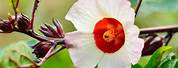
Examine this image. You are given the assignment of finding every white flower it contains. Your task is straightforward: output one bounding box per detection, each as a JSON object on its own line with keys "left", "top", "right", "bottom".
{"left": 65, "top": 0, "right": 144, "bottom": 68}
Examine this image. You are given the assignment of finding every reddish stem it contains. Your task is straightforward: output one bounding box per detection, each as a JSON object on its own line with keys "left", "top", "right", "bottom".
{"left": 135, "top": 0, "right": 143, "bottom": 16}
{"left": 140, "top": 25, "right": 178, "bottom": 34}
{"left": 31, "top": 0, "right": 40, "bottom": 31}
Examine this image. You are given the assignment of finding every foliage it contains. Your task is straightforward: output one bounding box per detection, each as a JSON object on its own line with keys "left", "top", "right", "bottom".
{"left": 133, "top": 45, "right": 178, "bottom": 68}
{"left": 0, "top": 41, "right": 34, "bottom": 68}
{"left": 145, "top": 46, "right": 172, "bottom": 68}
{"left": 41, "top": 49, "right": 73, "bottom": 68}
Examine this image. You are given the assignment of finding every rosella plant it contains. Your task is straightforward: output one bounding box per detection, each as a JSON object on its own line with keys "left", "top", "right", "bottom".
{"left": 0, "top": 0, "right": 178, "bottom": 68}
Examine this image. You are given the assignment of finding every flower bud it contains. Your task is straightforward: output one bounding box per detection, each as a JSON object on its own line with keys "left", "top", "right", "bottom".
{"left": 142, "top": 34, "right": 163, "bottom": 56}
{"left": 40, "top": 19, "right": 65, "bottom": 38}
{"left": 32, "top": 41, "right": 52, "bottom": 58}
{"left": 52, "top": 19, "right": 65, "bottom": 38}
{"left": 16, "top": 13, "right": 32, "bottom": 32}
{"left": 0, "top": 20, "right": 13, "bottom": 33}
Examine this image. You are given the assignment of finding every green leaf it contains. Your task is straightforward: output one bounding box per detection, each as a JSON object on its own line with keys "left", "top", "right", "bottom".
{"left": 132, "top": 64, "right": 142, "bottom": 68}
{"left": 26, "top": 40, "right": 38, "bottom": 47}
{"left": 138, "top": 56, "right": 151, "bottom": 67}
{"left": 41, "top": 49, "right": 74, "bottom": 68}
{"left": 0, "top": 41, "right": 34, "bottom": 68}
{"left": 158, "top": 53, "right": 177, "bottom": 68}
{"left": 159, "top": 59, "right": 177, "bottom": 68}
{"left": 145, "top": 46, "right": 172, "bottom": 68}
{"left": 20, "top": 55, "right": 34, "bottom": 66}
{"left": 175, "top": 60, "right": 178, "bottom": 68}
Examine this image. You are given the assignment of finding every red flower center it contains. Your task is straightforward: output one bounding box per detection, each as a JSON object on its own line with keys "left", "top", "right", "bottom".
{"left": 93, "top": 18, "right": 125, "bottom": 53}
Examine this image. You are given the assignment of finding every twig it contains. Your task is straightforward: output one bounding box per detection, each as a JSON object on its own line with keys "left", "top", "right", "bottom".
{"left": 11, "top": 0, "right": 17, "bottom": 14}
{"left": 24, "top": 31, "right": 65, "bottom": 43}
{"left": 24, "top": 31, "right": 50, "bottom": 41}
{"left": 31, "top": 0, "right": 40, "bottom": 30}
{"left": 13, "top": 28, "right": 47, "bottom": 41}
{"left": 135, "top": 0, "right": 143, "bottom": 16}
{"left": 15, "top": 0, "right": 20, "bottom": 8}
{"left": 140, "top": 25, "right": 178, "bottom": 34}
{"left": 164, "top": 32, "right": 175, "bottom": 46}
{"left": 15, "top": 0, "right": 19, "bottom": 21}
{"left": 11, "top": 0, "right": 20, "bottom": 22}
{"left": 13, "top": 28, "right": 64, "bottom": 42}
{"left": 48, "top": 46, "right": 65, "bottom": 58}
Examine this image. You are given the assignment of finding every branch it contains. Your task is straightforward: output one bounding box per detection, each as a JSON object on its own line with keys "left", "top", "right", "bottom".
{"left": 11, "top": 0, "right": 20, "bottom": 21}
{"left": 24, "top": 30, "right": 49, "bottom": 41}
{"left": 11, "top": 0, "right": 17, "bottom": 14}
{"left": 31, "top": 0, "right": 40, "bottom": 30}
{"left": 135, "top": 0, "right": 143, "bottom": 17}
{"left": 164, "top": 32, "right": 175, "bottom": 45}
{"left": 15, "top": 0, "right": 19, "bottom": 20}
{"left": 15, "top": 0, "right": 19, "bottom": 8}
{"left": 13, "top": 28, "right": 65, "bottom": 43}
{"left": 140, "top": 25, "right": 178, "bottom": 34}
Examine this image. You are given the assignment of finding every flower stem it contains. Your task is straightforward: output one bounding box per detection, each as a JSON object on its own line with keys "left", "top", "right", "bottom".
{"left": 164, "top": 32, "right": 175, "bottom": 45}
{"left": 48, "top": 46, "right": 65, "bottom": 58}
{"left": 140, "top": 25, "right": 178, "bottom": 34}
{"left": 24, "top": 30, "right": 48, "bottom": 41}
{"left": 31, "top": 0, "right": 40, "bottom": 31}
{"left": 135, "top": 0, "right": 143, "bottom": 17}
{"left": 13, "top": 29, "right": 65, "bottom": 43}
{"left": 15, "top": 0, "right": 19, "bottom": 8}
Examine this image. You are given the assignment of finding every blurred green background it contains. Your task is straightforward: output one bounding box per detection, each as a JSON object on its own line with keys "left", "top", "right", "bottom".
{"left": 0, "top": 0, "right": 178, "bottom": 68}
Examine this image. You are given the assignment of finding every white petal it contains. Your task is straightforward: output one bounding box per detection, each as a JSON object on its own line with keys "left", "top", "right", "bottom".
{"left": 66, "top": 0, "right": 135, "bottom": 32}
{"left": 65, "top": 31, "right": 104, "bottom": 68}
{"left": 97, "top": 0, "right": 135, "bottom": 27}
{"left": 65, "top": 0, "right": 103, "bottom": 32}
{"left": 98, "top": 52, "right": 131, "bottom": 68}
{"left": 126, "top": 25, "right": 140, "bottom": 38}
{"left": 125, "top": 25, "right": 144, "bottom": 64}
{"left": 126, "top": 38, "right": 144, "bottom": 64}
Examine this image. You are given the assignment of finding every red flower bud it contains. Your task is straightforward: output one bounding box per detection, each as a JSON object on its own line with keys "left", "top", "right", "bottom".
{"left": 0, "top": 20, "right": 14, "bottom": 33}
{"left": 16, "top": 13, "right": 32, "bottom": 32}
{"left": 52, "top": 19, "right": 65, "bottom": 38}
{"left": 142, "top": 34, "right": 163, "bottom": 56}
{"left": 40, "top": 19, "right": 65, "bottom": 38}
{"left": 32, "top": 41, "right": 52, "bottom": 58}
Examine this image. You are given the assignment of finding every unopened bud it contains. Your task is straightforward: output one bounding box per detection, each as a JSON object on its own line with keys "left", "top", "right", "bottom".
{"left": 0, "top": 20, "right": 13, "bottom": 33}
{"left": 32, "top": 41, "right": 52, "bottom": 58}
{"left": 53, "top": 19, "right": 65, "bottom": 38}
{"left": 16, "top": 13, "right": 31, "bottom": 32}
{"left": 142, "top": 34, "right": 163, "bottom": 56}
{"left": 40, "top": 19, "right": 65, "bottom": 38}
